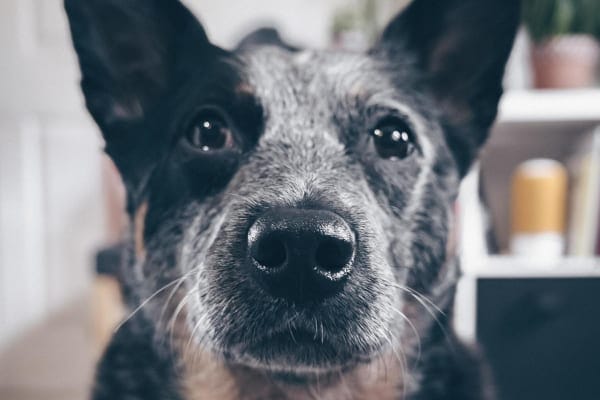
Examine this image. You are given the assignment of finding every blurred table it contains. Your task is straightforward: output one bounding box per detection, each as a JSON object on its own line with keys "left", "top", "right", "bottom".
{"left": 0, "top": 297, "right": 95, "bottom": 400}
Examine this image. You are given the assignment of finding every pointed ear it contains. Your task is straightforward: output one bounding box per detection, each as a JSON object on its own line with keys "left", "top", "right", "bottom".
{"left": 65, "top": 0, "right": 225, "bottom": 195}
{"left": 64, "top": 0, "right": 214, "bottom": 132}
{"left": 375, "top": 0, "right": 519, "bottom": 175}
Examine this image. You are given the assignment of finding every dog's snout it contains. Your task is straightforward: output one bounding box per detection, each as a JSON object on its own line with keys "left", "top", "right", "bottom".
{"left": 247, "top": 208, "right": 355, "bottom": 302}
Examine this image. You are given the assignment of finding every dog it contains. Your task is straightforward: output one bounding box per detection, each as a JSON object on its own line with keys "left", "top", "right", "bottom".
{"left": 65, "top": 0, "right": 519, "bottom": 398}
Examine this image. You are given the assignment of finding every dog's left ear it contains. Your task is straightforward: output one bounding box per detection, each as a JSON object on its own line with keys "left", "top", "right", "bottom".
{"left": 375, "top": 0, "right": 519, "bottom": 175}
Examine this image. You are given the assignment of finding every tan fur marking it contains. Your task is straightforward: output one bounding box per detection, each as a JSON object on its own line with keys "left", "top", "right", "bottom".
{"left": 236, "top": 83, "right": 255, "bottom": 96}
{"left": 182, "top": 353, "right": 403, "bottom": 400}
{"left": 182, "top": 351, "right": 239, "bottom": 400}
{"left": 134, "top": 201, "right": 148, "bottom": 260}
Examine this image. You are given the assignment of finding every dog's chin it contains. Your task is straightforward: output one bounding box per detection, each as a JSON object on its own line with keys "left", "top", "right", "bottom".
{"left": 222, "top": 328, "right": 382, "bottom": 382}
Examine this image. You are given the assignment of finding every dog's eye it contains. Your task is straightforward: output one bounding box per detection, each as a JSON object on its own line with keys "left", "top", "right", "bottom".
{"left": 370, "top": 118, "right": 415, "bottom": 159}
{"left": 185, "top": 110, "right": 234, "bottom": 152}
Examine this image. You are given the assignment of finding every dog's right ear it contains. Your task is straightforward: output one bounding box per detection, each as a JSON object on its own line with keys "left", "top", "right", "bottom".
{"left": 65, "top": 0, "right": 221, "bottom": 188}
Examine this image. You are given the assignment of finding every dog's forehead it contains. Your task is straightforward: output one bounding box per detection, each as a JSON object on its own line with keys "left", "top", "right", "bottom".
{"left": 237, "top": 46, "right": 431, "bottom": 152}
{"left": 240, "top": 47, "right": 388, "bottom": 119}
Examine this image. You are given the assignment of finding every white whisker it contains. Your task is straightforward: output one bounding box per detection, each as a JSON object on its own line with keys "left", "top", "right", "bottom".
{"left": 167, "top": 287, "right": 198, "bottom": 349}
{"left": 114, "top": 277, "right": 187, "bottom": 333}
{"left": 383, "top": 278, "right": 451, "bottom": 343}
{"left": 390, "top": 307, "right": 422, "bottom": 366}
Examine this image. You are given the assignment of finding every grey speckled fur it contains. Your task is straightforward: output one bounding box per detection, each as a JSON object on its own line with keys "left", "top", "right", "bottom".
{"left": 64, "top": 0, "right": 519, "bottom": 398}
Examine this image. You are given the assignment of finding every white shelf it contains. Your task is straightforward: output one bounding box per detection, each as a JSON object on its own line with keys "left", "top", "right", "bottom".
{"left": 498, "top": 89, "right": 600, "bottom": 123}
{"left": 454, "top": 256, "right": 600, "bottom": 342}
{"left": 464, "top": 256, "right": 600, "bottom": 278}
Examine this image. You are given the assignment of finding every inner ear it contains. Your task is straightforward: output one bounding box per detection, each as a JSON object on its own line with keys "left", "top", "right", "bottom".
{"left": 374, "top": 0, "right": 519, "bottom": 175}
{"left": 65, "top": 0, "right": 218, "bottom": 132}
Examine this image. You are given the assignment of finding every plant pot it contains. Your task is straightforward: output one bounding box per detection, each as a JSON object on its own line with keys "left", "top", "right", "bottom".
{"left": 532, "top": 34, "right": 600, "bottom": 89}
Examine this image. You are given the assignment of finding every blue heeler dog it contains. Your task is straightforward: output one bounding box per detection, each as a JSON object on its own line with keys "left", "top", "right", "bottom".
{"left": 65, "top": 0, "right": 519, "bottom": 398}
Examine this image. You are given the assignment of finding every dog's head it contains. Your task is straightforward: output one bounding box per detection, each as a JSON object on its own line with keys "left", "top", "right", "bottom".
{"left": 66, "top": 0, "right": 518, "bottom": 380}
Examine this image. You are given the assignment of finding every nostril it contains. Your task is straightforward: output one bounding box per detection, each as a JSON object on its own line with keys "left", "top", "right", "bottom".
{"left": 315, "top": 237, "right": 353, "bottom": 274}
{"left": 253, "top": 235, "right": 287, "bottom": 269}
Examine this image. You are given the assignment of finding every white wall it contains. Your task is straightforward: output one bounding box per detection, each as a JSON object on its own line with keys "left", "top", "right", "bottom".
{"left": 182, "top": 0, "right": 348, "bottom": 48}
{"left": 0, "top": 0, "right": 104, "bottom": 349}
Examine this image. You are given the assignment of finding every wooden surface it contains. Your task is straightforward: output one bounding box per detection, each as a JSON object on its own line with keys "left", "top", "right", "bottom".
{"left": 0, "top": 297, "right": 95, "bottom": 400}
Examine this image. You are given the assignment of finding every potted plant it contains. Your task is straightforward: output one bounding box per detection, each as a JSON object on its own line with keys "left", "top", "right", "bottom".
{"left": 331, "top": 0, "right": 409, "bottom": 51}
{"left": 522, "top": 0, "right": 600, "bottom": 88}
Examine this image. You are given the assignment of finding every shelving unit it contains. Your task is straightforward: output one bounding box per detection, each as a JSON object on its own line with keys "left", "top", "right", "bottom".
{"left": 466, "top": 256, "right": 600, "bottom": 278}
{"left": 456, "top": 89, "right": 600, "bottom": 344}
{"left": 455, "top": 256, "right": 600, "bottom": 344}
{"left": 498, "top": 89, "right": 600, "bottom": 123}
{"left": 480, "top": 89, "right": 600, "bottom": 252}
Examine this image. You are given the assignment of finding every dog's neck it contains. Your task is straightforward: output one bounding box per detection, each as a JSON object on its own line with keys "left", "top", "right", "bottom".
{"left": 181, "top": 352, "right": 406, "bottom": 400}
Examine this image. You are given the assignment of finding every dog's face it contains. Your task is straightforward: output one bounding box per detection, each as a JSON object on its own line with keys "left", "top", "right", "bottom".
{"left": 66, "top": 0, "right": 518, "bottom": 379}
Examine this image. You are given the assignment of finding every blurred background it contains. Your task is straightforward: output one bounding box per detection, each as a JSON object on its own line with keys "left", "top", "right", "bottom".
{"left": 0, "top": 0, "right": 598, "bottom": 399}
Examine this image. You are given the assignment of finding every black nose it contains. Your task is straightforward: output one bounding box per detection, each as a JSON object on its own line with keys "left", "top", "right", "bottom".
{"left": 247, "top": 208, "right": 355, "bottom": 302}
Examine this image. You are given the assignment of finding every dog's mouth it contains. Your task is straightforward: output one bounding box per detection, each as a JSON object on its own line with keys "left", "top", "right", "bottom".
{"left": 222, "top": 322, "right": 384, "bottom": 377}
{"left": 246, "top": 327, "right": 339, "bottom": 362}
{"left": 257, "top": 327, "right": 331, "bottom": 349}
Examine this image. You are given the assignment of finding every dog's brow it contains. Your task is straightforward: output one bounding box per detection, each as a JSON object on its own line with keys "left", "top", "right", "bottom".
{"left": 347, "top": 81, "right": 366, "bottom": 100}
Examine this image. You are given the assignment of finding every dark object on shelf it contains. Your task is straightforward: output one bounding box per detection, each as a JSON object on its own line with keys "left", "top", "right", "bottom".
{"left": 477, "top": 277, "right": 600, "bottom": 400}
{"left": 95, "top": 242, "right": 126, "bottom": 277}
